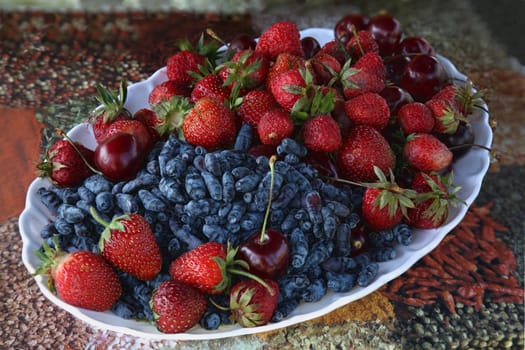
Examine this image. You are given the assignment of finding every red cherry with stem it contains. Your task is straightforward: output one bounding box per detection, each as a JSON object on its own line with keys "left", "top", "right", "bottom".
{"left": 400, "top": 54, "right": 449, "bottom": 102}
{"left": 379, "top": 85, "right": 414, "bottom": 115}
{"left": 301, "top": 36, "right": 321, "bottom": 59}
{"left": 237, "top": 155, "right": 290, "bottom": 279}
{"left": 394, "top": 36, "right": 435, "bottom": 56}
{"left": 94, "top": 132, "right": 145, "bottom": 182}
{"left": 367, "top": 13, "right": 402, "bottom": 56}
{"left": 335, "top": 14, "right": 369, "bottom": 44}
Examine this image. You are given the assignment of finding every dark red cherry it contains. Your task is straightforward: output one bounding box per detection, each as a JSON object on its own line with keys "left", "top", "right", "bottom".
{"left": 384, "top": 55, "right": 410, "bottom": 84}
{"left": 367, "top": 13, "right": 403, "bottom": 56}
{"left": 301, "top": 36, "right": 321, "bottom": 59}
{"left": 437, "top": 122, "right": 475, "bottom": 159}
{"left": 334, "top": 14, "right": 369, "bottom": 44}
{"left": 400, "top": 54, "right": 449, "bottom": 102}
{"left": 229, "top": 34, "right": 256, "bottom": 52}
{"left": 394, "top": 36, "right": 435, "bottom": 56}
{"left": 237, "top": 229, "right": 290, "bottom": 279}
{"left": 349, "top": 224, "right": 370, "bottom": 257}
{"left": 94, "top": 132, "right": 145, "bottom": 182}
{"left": 379, "top": 85, "right": 414, "bottom": 115}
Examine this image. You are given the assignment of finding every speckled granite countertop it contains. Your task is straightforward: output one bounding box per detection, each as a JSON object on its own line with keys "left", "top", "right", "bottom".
{"left": 1, "top": 1, "right": 523, "bottom": 349}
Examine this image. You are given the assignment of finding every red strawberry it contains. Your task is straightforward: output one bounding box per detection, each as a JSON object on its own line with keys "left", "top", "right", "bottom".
{"left": 403, "top": 133, "right": 453, "bottom": 172}
{"left": 337, "top": 125, "right": 396, "bottom": 182}
{"left": 340, "top": 58, "right": 385, "bottom": 100}
{"left": 425, "top": 98, "right": 462, "bottom": 134}
{"left": 397, "top": 102, "right": 435, "bottom": 134}
{"left": 309, "top": 52, "right": 341, "bottom": 85}
{"left": 166, "top": 50, "right": 206, "bottom": 85}
{"left": 345, "top": 30, "right": 379, "bottom": 59}
{"left": 229, "top": 278, "right": 279, "bottom": 327}
{"left": 353, "top": 52, "right": 386, "bottom": 82}
{"left": 269, "top": 69, "right": 306, "bottom": 111}
{"left": 148, "top": 80, "right": 191, "bottom": 106}
{"left": 151, "top": 95, "right": 193, "bottom": 138}
{"left": 301, "top": 114, "right": 342, "bottom": 152}
{"left": 103, "top": 119, "right": 154, "bottom": 154}
{"left": 92, "top": 209, "right": 162, "bottom": 281}
{"left": 255, "top": 21, "right": 304, "bottom": 60}
{"left": 36, "top": 239, "right": 121, "bottom": 311}
{"left": 405, "top": 172, "right": 463, "bottom": 229}
{"left": 344, "top": 92, "right": 390, "bottom": 130}
{"left": 432, "top": 81, "right": 483, "bottom": 116}
{"left": 151, "top": 279, "right": 207, "bottom": 333}
{"left": 266, "top": 52, "right": 306, "bottom": 90}
{"left": 361, "top": 167, "right": 416, "bottom": 231}
{"left": 91, "top": 82, "right": 131, "bottom": 143}
{"left": 191, "top": 74, "right": 231, "bottom": 103}
{"left": 133, "top": 108, "right": 162, "bottom": 143}
{"left": 318, "top": 40, "right": 348, "bottom": 65}
{"left": 182, "top": 96, "right": 238, "bottom": 150}
{"left": 236, "top": 89, "right": 280, "bottom": 127}
{"left": 169, "top": 242, "right": 231, "bottom": 295}
{"left": 219, "top": 49, "right": 270, "bottom": 94}
{"left": 257, "top": 109, "right": 295, "bottom": 145}
{"left": 37, "top": 138, "right": 94, "bottom": 187}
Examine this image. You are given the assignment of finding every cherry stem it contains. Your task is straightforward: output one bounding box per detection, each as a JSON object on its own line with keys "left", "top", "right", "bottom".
{"left": 228, "top": 267, "right": 275, "bottom": 296}
{"left": 56, "top": 128, "right": 102, "bottom": 176}
{"left": 259, "top": 155, "right": 277, "bottom": 244}
{"left": 448, "top": 143, "right": 492, "bottom": 152}
{"left": 89, "top": 206, "right": 110, "bottom": 227}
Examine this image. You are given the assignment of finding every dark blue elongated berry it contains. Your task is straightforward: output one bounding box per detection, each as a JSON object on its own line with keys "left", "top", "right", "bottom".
{"left": 345, "top": 212, "right": 361, "bottom": 229}
{"left": 234, "top": 123, "right": 253, "bottom": 152}
{"left": 52, "top": 187, "right": 79, "bottom": 204}
{"left": 202, "top": 224, "right": 229, "bottom": 243}
{"left": 221, "top": 171, "right": 235, "bottom": 203}
{"left": 321, "top": 257, "right": 357, "bottom": 273}
{"left": 300, "top": 220, "right": 312, "bottom": 232}
{"left": 235, "top": 173, "right": 261, "bottom": 192}
{"left": 54, "top": 218, "right": 73, "bottom": 236}
{"left": 284, "top": 153, "right": 300, "bottom": 164}
{"left": 74, "top": 221, "right": 93, "bottom": 237}
{"left": 393, "top": 223, "right": 413, "bottom": 246}
{"left": 184, "top": 199, "right": 211, "bottom": 217}
{"left": 271, "top": 299, "right": 300, "bottom": 322}
{"left": 277, "top": 138, "right": 307, "bottom": 157}
{"left": 272, "top": 182, "right": 299, "bottom": 210}
{"left": 204, "top": 152, "right": 224, "bottom": 177}
{"left": 302, "top": 240, "right": 333, "bottom": 270}
{"left": 138, "top": 189, "right": 166, "bottom": 212}
{"left": 369, "top": 229, "right": 395, "bottom": 247}
{"left": 37, "top": 187, "right": 61, "bottom": 214}
{"left": 159, "top": 177, "right": 187, "bottom": 204}
{"left": 227, "top": 201, "right": 246, "bottom": 224}
{"left": 304, "top": 191, "right": 323, "bottom": 224}
{"left": 231, "top": 166, "right": 252, "bottom": 179}
{"left": 115, "top": 193, "right": 140, "bottom": 213}
{"left": 121, "top": 173, "right": 159, "bottom": 193}
{"left": 146, "top": 159, "right": 160, "bottom": 176}
{"left": 40, "top": 223, "right": 57, "bottom": 239}
{"left": 193, "top": 155, "right": 207, "bottom": 172}
{"left": 279, "top": 274, "right": 310, "bottom": 299}
{"left": 325, "top": 200, "right": 351, "bottom": 218}
{"left": 239, "top": 212, "right": 263, "bottom": 231}
{"left": 77, "top": 186, "right": 96, "bottom": 203}
{"left": 200, "top": 310, "right": 222, "bottom": 330}
{"left": 281, "top": 211, "right": 298, "bottom": 233}
{"left": 75, "top": 199, "right": 92, "bottom": 215}
{"left": 321, "top": 206, "right": 337, "bottom": 238}
{"left": 335, "top": 223, "right": 351, "bottom": 256}
{"left": 184, "top": 172, "right": 207, "bottom": 200}
{"left": 357, "top": 263, "right": 379, "bottom": 287}
{"left": 95, "top": 191, "right": 114, "bottom": 214}
{"left": 371, "top": 246, "right": 396, "bottom": 262}
{"left": 180, "top": 143, "right": 196, "bottom": 162}
{"left": 290, "top": 228, "right": 308, "bottom": 269}
{"left": 169, "top": 223, "right": 203, "bottom": 250}
{"left": 301, "top": 279, "right": 326, "bottom": 302}
{"left": 164, "top": 157, "right": 187, "bottom": 179}
{"left": 218, "top": 202, "right": 232, "bottom": 218}
{"left": 201, "top": 171, "right": 222, "bottom": 201}
{"left": 58, "top": 204, "right": 85, "bottom": 224}
{"left": 83, "top": 174, "right": 113, "bottom": 194}
{"left": 326, "top": 271, "right": 356, "bottom": 292}
{"left": 354, "top": 253, "right": 371, "bottom": 268}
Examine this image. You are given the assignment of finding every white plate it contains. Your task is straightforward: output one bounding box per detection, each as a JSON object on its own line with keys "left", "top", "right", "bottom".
{"left": 19, "top": 28, "right": 492, "bottom": 340}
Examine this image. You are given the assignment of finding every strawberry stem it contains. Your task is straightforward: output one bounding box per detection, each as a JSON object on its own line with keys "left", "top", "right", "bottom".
{"left": 259, "top": 155, "right": 277, "bottom": 244}
{"left": 228, "top": 267, "right": 275, "bottom": 296}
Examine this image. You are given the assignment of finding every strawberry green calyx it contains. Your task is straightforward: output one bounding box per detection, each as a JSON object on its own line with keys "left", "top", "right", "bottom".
{"left": 178, "top": 33, "right": 221, "bottom": 67}
{"left": 93, "top": 81, "right": 130, "bottom": 122}
{"left": 152, "top": 95, "right": 192, "bottom": 138}
{"left": 454, "top": 80, "right": 486, "bottom": 115}
{"left": 89, "top": 207, "right": 129, "bottom": 253}
{"left": 290, "top": 68, "right": 336, "bottom": 122}
{"left": 416, "top": 172, "right": 464, "bottom": 225}
{"left": 34, "top": 236, "right": 64, "bottom": 292}
{"left": 365, "top": 166, "right": 417, "bottom": 218}
{"left": 230, "top": 286, "right": 267, "bottom": 327}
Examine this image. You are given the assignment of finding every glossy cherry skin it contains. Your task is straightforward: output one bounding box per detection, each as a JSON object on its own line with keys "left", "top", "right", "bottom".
{"left": 349, "top": 224, "right": 370, "bottom": 257}
{"left": 400, "top": 54, "right": 449, "bottom": 102}
{"left": 334, "top": 14, "right": 369, "bottom": 44}
{"left": 394, "top": 36, "right": 435, "bottom": 56}
{"left": 301, "top": 36, "right": 321, "bottom": 59}
{"left": 367, "top": 13, "right": 403, "bottom": 56}
{"left": 384, "top": 55, "right": 410, "bottom": 84}
{"left": 379, "top": 85, "right": 414, "bottom": 115}
{"left": 229, "top": 34, "right": 256, "bottom": 52}
{"left": 437, "top": 121, "right": 475, "bottom": 159}
{"left": 237, "top": 229, "right": 290, "bottom": 279}
{"left": 94, "top": 132, "right": 145, "bottom": 182}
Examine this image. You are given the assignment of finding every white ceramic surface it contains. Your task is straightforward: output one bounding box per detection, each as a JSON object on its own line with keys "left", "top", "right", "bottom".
{"left": 19, "top": 28, "right": 492, "bottom": 340}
